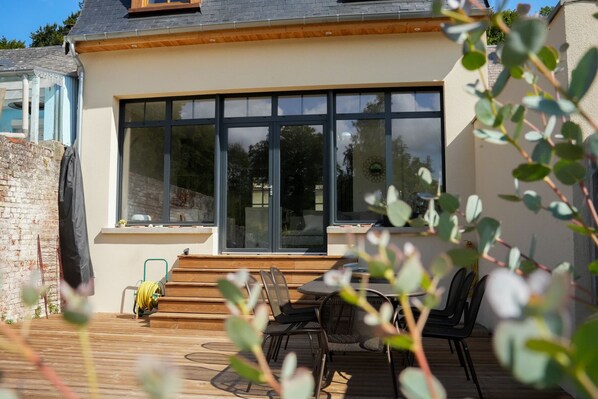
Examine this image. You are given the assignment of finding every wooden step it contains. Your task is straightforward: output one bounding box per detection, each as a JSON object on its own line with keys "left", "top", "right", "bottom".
{"left": 148, "top": 312, "right": 226, "bottom": 330}
{"left": 177, "top": 255, "right": 354, "bottom": 270}
{"left": 171, "top": 268, "right": 325, "bottom": 283}
{"left": 165, "top": 281, "right": 311, "bottom": 299}
{"left": 157, "top": 296, "right": 320, "bottom": 314}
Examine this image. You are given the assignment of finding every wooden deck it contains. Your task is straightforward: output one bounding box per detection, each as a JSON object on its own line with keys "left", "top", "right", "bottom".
{"left": 0, "top": 314, "right": 572, "bottom": 398}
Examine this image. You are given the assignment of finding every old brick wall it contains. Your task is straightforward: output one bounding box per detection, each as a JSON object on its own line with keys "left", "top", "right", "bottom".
{"left": 0, "top": 137, "right": 64, "bottom": 322}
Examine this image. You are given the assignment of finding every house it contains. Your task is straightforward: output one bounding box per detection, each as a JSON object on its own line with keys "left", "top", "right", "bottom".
{"left": 67, "top": 0, "right": 491, "bottom": 317}
{"left": 0, "top": 46, "right": 78, "bottom": 145}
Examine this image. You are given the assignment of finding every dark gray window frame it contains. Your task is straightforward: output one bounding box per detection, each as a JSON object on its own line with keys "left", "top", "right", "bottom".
{"left": 117, "top": 88, "right": 445, "bottom": 231}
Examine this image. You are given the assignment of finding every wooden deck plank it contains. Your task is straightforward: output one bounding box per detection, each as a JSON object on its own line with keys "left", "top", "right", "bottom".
{"left": 0, "top": 314, "right": 572, "bottom": 398}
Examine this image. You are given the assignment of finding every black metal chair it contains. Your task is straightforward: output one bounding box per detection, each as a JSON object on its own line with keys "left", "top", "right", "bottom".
{"left": 422, "top": 275, "right": 488, "bottom": 399}
{"left": 259, "top": 270, "right": 319, "bottom": 362}
{"left": 314, "top": 289, "right": 398, "bottom": 399}
{"left": 270, "top": 266, "right": 318, "bottom": 318}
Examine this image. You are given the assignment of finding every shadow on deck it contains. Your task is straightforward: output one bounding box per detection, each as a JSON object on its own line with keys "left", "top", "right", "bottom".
{"left": 0, "top": 314, "right": 572, "bottom": 399}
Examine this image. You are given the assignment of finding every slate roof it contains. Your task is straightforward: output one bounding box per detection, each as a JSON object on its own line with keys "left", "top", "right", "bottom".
{"left": 69, "top": 0, "right": 488, "bottom": 39}
{"left": 0, "top": 46, "right": 77, "bottom": 75}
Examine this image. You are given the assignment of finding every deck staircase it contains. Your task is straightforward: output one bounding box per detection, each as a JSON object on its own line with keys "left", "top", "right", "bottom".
{"left": 149, "top": 255, "right": 355, "bottom": 330}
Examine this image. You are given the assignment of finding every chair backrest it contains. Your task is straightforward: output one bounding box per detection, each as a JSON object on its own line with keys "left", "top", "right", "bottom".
{"left": 446, "top": 271, "right": 475, "bottom": 325}
{"left": 317, "top": 289, "right": 391, "bottom": 353}
{"left": 245, "top": 274, "right": 266, "bottom": 305}
{"left": 441, "top": 267, "right": 467, "bottom": 313}
{"left": 270, "top": 267, "right": 291, "bottom": 308}
{"left": 259, "top": 269, "right": 283, "bottom": 318}
{"left": 462, "top": 275, "right": 488, "bottom": 336}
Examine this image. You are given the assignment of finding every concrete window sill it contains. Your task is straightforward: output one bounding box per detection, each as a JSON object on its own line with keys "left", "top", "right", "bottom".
{"left": 101, "top": 226, "right": 217, "bottom": 235}
{"left": 327, "top": 225, "right": 427, "bottom": 235}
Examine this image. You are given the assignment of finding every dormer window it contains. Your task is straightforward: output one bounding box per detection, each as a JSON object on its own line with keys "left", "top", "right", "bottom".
{"left": 129, "top": 0, "right": 201, "bottom": 14}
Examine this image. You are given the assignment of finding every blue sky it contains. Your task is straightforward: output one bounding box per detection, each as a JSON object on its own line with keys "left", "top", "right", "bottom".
{"left": 491, "top": 0, "right": 558, "bottom": 12}
{"left": 0, "top": 0, "right": 557, "bottom": 47}
{"left": 0, "top": 0, "right": 80, "bottom": 46}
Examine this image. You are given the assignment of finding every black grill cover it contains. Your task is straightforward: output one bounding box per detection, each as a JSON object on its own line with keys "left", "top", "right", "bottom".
{"left": 59, "top": 146, "right": 94, "bottom": 295}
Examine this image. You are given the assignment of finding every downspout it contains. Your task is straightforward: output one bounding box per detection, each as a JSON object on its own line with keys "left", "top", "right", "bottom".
{"left": 67, "top": 40, "right": 84, "bottom": 156}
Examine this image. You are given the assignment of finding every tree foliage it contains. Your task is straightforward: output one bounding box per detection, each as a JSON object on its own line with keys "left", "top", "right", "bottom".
{"left": 486, "top": 7, "right": 554, "bottom": 45}
{"left": 30, "top": 11, "right": 80, "bottom": 47}
{"left": 0, "top": 36, "right": 25, "bottom": 49}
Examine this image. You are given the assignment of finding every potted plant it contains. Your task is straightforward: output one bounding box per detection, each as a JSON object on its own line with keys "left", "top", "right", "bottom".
{"left": 117, "top": 219, "right": 127, "bottom": 228}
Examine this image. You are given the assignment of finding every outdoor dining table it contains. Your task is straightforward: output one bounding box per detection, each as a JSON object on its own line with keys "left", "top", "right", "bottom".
{"left": 297, "top": 275, "right": 425, "bottom": 299}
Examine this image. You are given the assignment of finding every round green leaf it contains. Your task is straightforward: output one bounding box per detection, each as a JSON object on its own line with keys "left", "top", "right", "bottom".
{"left": 462, "top": 50, "right": 487, "bottom": 70}
{"left": 523, "top": 96, "right": 576, "bottom": 116}
{"left": 492, "top": 68, "right": 511, "bottom": 97}
{"left": 369, "top": 259, "right": 391, "bottom": 278}
{"left": 385, "top": 334, "right": 414, "bottom": 351}
{"left": 447, "top": 248, "right": 479, "bottom": 267}
{"left": 218, "top": 279, "right": 245, "bottom": 305}
{"left": 474, "top": 128, "right": 509, "bottom": 144}
{"left": 282, "top": 368, "right": 315, "bottom": 399}
{"left": 531, "top": 140, "right": 553, "bottom": 165}
{"left": 537, "top": 46, "right": 559, "bottom": 71}
{"left": 524, "top": 131, "right": 544, "bottom": 142}
{"left": 387, "top": 199, "right": 412, "bottom": 227}
{"left": 399, "top": 367, "right": 447, "bottom": 399}
{"left": 523, "top": 190, "right": 542, "bottom": 214}
{"left": 566, "top": 223, "right": 596, "bottom": 236}
{"left": 418, "top": 167, "right": 433, "bottom": 185}
{"left": 430, "top": 254, "right": 453, "bottom": 278}
{"left": 548, "top": 201, "right": 576, "bottom": 220}
{"left": 501, "top": 19, "right": 548, "bottom": 68}
{"left": 0, "top": 389, "right": 18, "bottom": 399}
{"left": 439, "top": 193, "right": 460, "bottom": 213}
{"left": 508, "top": 246, "right": 521, "bottom": 271}
{"left": 494, "top": 318, "right": 563, "bottom": 387}
{"left": 281, "top": 352, "right": 298, "bottom": 380}
{"left": 561, "top": 121, "right": 583, "bottom": 144}
{"left": 225, "top": 316, "right": 261, "bottom": 351}
{"left": 512, "top": 163, "right": 551, "bottom": 182}
{"left": 555, "top": 142, "right": 584, "bottom": 161}
{"left": 465, "top": 194, "right": 483, "bottom": 223}
{"left": 476, "top": 217, "right": 501, "bottom": 255}
{"left": 589, "top": 260, "right": 598, "bottom": 275}
{"left": 394, "top": 253, "right": 424, "bottom": 294}
{"left": 553, "top": 160, "right": 586, "bottom": 185}
{"left": 438, "top": 212, "right": 459, "bottom": 242}
{"left": 568, "top": 47, "right": 598, "bottom": 102}
{"left": 571, "top": 317, "right": 598, "bottom": 384}
{"left": 475, "top": 98, "right": 495, "bottom": 126}
{"left": 586, "top": 132, "right": 598, "bottom": 158}
{"left": 229, "top": 355, "right": 266, "bottom": 383}
{"left": 510, "top": 66, "right": 525, "bottom": 79}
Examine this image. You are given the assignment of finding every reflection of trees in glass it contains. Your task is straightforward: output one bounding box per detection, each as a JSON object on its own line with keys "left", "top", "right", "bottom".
{"left": 280, "top": 125, "right": 323, "bottom": 214}
{"left": 392, "top": 135, "right": 435, "bottom": 216}
{"left": 129, "top": 128, "right": 164, "bottom": 180}
{"left": 170, "top": 125, "right": 215, "bottom": 207}
{"left": 227, "top": 142, "right": 253, "bottom": 223}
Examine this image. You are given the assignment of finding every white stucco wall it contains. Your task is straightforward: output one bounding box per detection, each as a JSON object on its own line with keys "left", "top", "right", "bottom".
{"left": 475, "top": 1, "right": 598, "bottom": 330}
{"left": 78, "top": 31, "right": 478, "bottom": 313}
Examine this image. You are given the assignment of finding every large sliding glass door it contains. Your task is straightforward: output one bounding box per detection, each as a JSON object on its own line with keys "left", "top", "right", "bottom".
{"left": 223, "top": 123, "right": 325, "bottom": 252}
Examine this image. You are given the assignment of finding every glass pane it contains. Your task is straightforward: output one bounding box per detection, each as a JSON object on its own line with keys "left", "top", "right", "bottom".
{"left": 280, "top": 125, "right": 324, "bottom": 250}
{"left": 172, "top": 99, "right": 215, "bottom": 120}
{"left": 124, "top": 103, "right": 145, "bottom": 122}
{"left": 336, "top": 119, "right": 385, "bottom": 221}
{"left": 172, "top": 100, "right": 193, "bottom": 120}
{"left": 392, "top": 118, "right": 442, "bottom": 216}
{"left": 392, "top": 91, "right": 441, "bottom": 112}
{"left": 247, "top": 97, "right": 271, "bottom": 116}
{"left": 194, "top": 99, "right": 215, "bottom": 118}
{"left": 227, "top": 126, "right": 270, "bottom": 249}
{"left": 121, "top": 127, "right": 164, "bottom": 222}
{"left": 336, "top": 93, "right": 384, "bottom": 114}
{"left": 170, "top": 125, "right": 215, "bottom": 223}
{"left": 224, "top": 97, "right": 271, "bottom": 117}
{"left": 278, "top": 95, "right": 327, "bottom": 115}
{"left": 145, "top": 101, "right": 165, "bottom": 121}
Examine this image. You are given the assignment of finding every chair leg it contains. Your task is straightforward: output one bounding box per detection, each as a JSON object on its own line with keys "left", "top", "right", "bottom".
{"left": 448, "top": 339, "right": 454, "bottom": 354}
{"left": 284, "top": 335, "right": 290, "bottom": 350}
{"left": 453, "top": 339, "right": 470, "bottom": 381}
{"left": 314, "top": 352, "right": 327, "bottom": 399}
{"left": 461, "top": 340, "right": 484, "bottom": 399}
{"left": 387, "top": 349, "right": 399, "bottom": 398}
{"left": 274, "top": 335, "right": 284, "bottom": 362}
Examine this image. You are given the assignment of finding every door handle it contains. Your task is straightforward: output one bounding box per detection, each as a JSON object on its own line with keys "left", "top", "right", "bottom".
{"left": 264, "top": 184, "right": 273, "bottom": 196}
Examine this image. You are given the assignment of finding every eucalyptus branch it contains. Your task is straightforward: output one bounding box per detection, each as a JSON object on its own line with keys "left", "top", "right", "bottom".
{"left": 399, "top": 294, "right": 439, "bottom": 399}
{"left": 575, "top": 367, "right": 598, "bottom": 399}
{"left": 254, "top": 345, "right": 281, "bottom": 394}
{"left": 78, "top": 327, "right": 99, "bottom": 399}
{"left": 578, "top": 181, "right": 598, "bottom": 228}
{"left": 0, "top": 322, "right": 80, "bottom": 399}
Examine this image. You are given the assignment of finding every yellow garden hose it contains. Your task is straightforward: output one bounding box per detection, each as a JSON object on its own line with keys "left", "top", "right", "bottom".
{"left": 135, "top": 281, "right": 162, "bottom": 316}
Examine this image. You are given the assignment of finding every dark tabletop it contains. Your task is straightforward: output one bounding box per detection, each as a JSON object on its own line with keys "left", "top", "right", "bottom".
{"left": 298, "top": 276, "right": 424, "bottom": 298}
